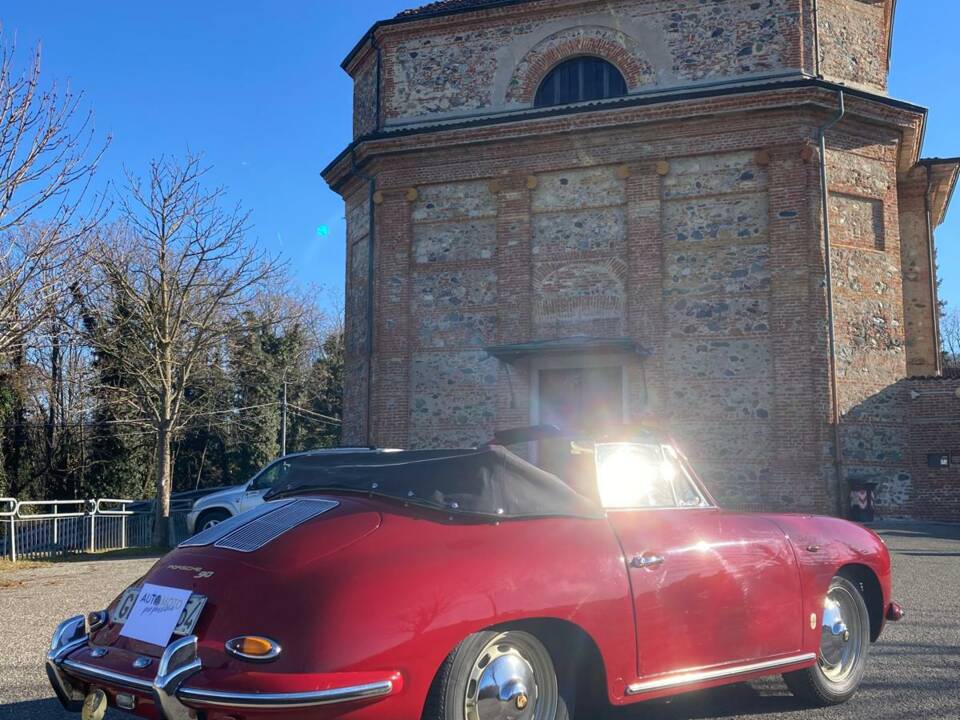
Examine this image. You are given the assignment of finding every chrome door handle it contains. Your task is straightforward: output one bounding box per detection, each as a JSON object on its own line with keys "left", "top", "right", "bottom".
{"left": 631, "top": 553, "right": 665, "bottom": 569}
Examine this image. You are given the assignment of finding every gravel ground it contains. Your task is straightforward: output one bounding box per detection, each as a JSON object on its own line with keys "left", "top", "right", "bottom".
{"left": 0, "top": 522, "right": 957, "bottom": 720}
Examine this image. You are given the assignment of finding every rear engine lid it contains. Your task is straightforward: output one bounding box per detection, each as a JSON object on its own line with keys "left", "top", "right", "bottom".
{"left": 180, "top": 498, "right": 339, "bottom": 552}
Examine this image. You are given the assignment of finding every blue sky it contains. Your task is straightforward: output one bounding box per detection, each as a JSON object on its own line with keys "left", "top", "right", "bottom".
{"left": 2, "top": 1, "right": 959, "bottom": 311}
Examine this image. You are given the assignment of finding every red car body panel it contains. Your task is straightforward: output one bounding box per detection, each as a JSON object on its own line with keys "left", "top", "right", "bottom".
{"left": 51, "top": 483, "right": 895, "bottom": 719}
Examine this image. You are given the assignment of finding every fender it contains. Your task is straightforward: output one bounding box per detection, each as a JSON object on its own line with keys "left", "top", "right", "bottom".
{"left": 762, "top": 514, "right": 892, "bottom": 654}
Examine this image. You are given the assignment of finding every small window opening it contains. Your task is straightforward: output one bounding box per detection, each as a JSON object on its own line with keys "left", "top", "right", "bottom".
{"left": 534, "top": 56, "right": 628, "bottom": 108}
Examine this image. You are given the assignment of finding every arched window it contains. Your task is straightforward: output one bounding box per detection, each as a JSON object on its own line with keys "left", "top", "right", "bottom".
{"left": 534, "top": 56, "right": 628, "bottom": 108}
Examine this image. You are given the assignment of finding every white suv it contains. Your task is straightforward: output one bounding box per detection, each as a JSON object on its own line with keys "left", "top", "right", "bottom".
{"left": 185, "top": 448, "right": 389, "bottom": 534}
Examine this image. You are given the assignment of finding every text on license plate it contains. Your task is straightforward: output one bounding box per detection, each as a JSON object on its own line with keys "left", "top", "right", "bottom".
{"left": 114, "top": 587, "right": 207, "bottom": 636}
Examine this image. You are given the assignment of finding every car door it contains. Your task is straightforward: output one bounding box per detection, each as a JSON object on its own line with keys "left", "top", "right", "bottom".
{"left": 236, "top": 459, "right": 287, "bottom": 513}
{"left": 599, "top": 443, "right": 803, "bottom": 681}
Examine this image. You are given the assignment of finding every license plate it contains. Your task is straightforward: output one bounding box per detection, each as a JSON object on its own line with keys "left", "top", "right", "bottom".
{"left": 114, "top": 587, "right": 207, "bottom": 637}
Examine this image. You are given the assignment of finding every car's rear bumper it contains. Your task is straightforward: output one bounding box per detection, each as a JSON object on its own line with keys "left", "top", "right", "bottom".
{"left": 47, "top": 616, "right": 401, "bottom": 719}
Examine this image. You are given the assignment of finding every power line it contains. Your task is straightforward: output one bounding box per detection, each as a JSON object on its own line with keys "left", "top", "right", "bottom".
{"left": 287, "top": 403, "right": 341, "bottom": 425}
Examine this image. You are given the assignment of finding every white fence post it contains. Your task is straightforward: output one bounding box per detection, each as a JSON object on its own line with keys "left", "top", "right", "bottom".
{"left": 89, "top": 500, "right": 96, "bottom": 554}
{"left": 1, "top": 499, "right": 17, "bottom": 563}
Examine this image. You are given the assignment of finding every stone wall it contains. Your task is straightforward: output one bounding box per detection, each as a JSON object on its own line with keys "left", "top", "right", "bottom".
{"left": 407, "top": 180, "right": 500, "bottom": 447}
{"left": 352, "top": 53, "right": 378, "bottom": 138}
{"left": 839, "top": 377, "right": 960, "bottom": 522}
{"left": 898, "top": 168, "right": 940, "bottom": 377}
{"left": 826, "top": 141, "right": 905, "bottom": 414}
{"left": 342, "top": 188, "right": 372, "bottom": 444}
{"left": 531, "top": 166, "right": 627, "bottom": 337}
{"left": 347, "top": 0, "right": 894, "bottom": 132}
{"left": 904, "top": 378, "right": 960, "bottom": 521}
{"left": 817, "top": 0, "right": 889, "bottom": 93}
{"left": 375, "top": 0, "right": 807, "bottom": 125}
{"left": 659, "top": 151, "right": 778, "bottom": 509}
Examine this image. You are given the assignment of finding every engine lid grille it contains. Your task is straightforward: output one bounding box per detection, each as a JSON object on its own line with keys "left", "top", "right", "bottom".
{"left": 179, "top": 498, "right": 338, "bottom": 552}
{"left": 180, "top": 500, "right": 294, "bottom": 548}
{"left": 213, "top": 499, "right": 340, "bottom": 552}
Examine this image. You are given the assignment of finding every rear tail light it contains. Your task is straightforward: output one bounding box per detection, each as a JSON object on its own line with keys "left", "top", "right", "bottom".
{"left": 225, "top": 636, "right": 281, "bottom": 662}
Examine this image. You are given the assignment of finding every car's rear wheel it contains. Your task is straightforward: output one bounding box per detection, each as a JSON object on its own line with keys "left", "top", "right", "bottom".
{"left": 196, "top": 508, "right": 231, "bottom": 532}
{"left": 424, "top": 630, "right": 571, "bottom": 720}
{"left": 784, "top": 575, "right": 871, "bottom": 706}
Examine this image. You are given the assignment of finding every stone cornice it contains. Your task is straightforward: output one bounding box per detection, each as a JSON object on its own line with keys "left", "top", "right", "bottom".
{"left": 324, "top": 81, "right": 926, "bottom": 193}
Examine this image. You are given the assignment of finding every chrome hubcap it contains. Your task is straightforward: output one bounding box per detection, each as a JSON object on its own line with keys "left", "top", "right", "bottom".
{"left": 819, "top": 586, "right": 862, "bottom": 682}
{"left": 465, "top": 635, "right": 538, "bottom": 720}
{"left": 202, "top": 518, "right": 221, "bottom": 530}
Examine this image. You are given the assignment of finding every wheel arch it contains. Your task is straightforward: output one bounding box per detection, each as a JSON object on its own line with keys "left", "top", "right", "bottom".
{"left": 486, "top": 617, "right": 609, "bottom": 711}
{"left": 421, "top": 616, "right": 610, "bottom": 719}
{"left": 836, "top": 563, "right": 883, "bottom": 642}
{"left": 195, "top": 505, "right": 233, "bottom": 524}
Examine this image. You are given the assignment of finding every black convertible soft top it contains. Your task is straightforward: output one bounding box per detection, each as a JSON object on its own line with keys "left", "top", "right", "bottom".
{"left": 265, "top": 445, "right": 602, "bottom": 520}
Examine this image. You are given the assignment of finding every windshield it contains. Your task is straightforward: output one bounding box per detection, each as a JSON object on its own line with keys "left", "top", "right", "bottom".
{"left": 593, "top": 442, "right": 707, "bottom": 509}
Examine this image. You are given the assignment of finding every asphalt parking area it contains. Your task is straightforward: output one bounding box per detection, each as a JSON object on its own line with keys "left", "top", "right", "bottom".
{"left": 0, "top": 523, "right": 956, "bottom": 720}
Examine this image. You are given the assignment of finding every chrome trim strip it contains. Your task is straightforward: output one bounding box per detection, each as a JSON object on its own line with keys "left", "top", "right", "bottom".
{"left": 626, "top": 653, "right": 817, "bottom": 695}
{"left": 178, "top": 679, "right": 395, "bottom": 709}
{"left": 61, "top": 659, "right": 153, "bottom": 692}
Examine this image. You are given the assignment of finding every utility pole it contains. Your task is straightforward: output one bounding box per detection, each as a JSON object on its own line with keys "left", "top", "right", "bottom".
{"left": 281, "top": 380, "right": 288, "bottom": 457}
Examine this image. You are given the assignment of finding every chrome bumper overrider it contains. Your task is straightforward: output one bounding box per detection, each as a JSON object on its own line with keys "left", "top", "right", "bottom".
{"left": 47, "top": 615, "right": 395, "bottom": 718}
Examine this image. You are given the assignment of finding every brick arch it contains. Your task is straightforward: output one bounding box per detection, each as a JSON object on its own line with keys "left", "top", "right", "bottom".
{"left": 533, "top": 259, "right": 627, "bottom": 333}
{"left": 512, "top": 38, "right": 646, "bottom": 105}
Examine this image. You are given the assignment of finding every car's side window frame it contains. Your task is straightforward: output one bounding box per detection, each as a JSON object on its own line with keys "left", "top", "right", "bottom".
{"left": 249, "top": 460, "right": 283, "bottom": 492}
{"left": 662, "top": 445, "right": 711, "bottom": 509}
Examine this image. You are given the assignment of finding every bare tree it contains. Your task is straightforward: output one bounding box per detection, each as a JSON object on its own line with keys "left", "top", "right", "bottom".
{"left": 0, "top": 38, "right": 106, "bottom": 359}
{"left": 942, "top": 307, "right": 960, "bottom": 370}
{"left": 88, "top": 155, "right": 282, "bottom": 545}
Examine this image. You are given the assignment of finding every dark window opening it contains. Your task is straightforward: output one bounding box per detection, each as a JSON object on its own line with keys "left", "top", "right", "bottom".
{"left": 534, "top": 56, "right": 628, "bottom": 108}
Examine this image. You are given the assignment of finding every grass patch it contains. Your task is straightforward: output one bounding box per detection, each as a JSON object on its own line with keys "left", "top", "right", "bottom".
{"left": 0, "top": 546, "right": 165, "bottom": 572}
{"left": 0, "top": 558, "right": 44, "bottom": 573}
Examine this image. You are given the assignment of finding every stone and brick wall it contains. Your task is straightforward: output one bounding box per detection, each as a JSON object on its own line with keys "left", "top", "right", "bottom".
{"left": 329, "top": 0, "right": 957, "bottom": 520}
{"left": 817, "top": 0, "right": 890, "bottom": 93}
{"left": 839, "top": 376, "right": 960, "bottom": 522}
{"left": 345, "top": 0, "right": 894, "bottom": 132}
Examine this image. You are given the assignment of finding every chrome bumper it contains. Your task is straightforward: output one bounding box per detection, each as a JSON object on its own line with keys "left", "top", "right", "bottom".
{"left": 47, "top": 616, "right": 395, "bottom": 718}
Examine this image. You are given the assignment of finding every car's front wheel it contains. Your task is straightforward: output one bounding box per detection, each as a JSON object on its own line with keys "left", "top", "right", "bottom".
{"left": 784, "top": 574, "right": 871, "bottom": 706}
{"left": 196, "top": 508, "right": 231, "bottom": 533}
{"left": 424, "top": 630, "right": 571, "bottom": 720}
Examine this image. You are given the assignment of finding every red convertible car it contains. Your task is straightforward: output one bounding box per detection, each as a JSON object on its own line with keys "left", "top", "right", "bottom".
{"left": 47, "top": 427, "right": 902, "bottom": 720}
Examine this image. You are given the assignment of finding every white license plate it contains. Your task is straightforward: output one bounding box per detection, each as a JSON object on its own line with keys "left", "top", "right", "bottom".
{"left": 114, "top": 587, "right": 207, "bottom": 637}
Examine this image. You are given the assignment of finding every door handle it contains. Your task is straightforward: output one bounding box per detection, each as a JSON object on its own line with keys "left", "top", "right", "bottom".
{"left": 631, "top": 553, "right": 665, "bottom": 569}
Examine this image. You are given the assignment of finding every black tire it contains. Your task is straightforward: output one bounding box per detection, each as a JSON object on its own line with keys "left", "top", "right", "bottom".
{"left": 784, "top": 575, "right": 871, "bottom": 706}
{"left": 196, "top": 508, "right": 231, "bottom": 533}
{"left": 423, "top": 630, "right": 572, "bottom": 720}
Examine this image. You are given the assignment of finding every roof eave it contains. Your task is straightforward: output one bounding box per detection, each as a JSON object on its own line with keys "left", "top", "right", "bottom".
{"left": 919, "top": 157, "right": 960, "bottom": 227}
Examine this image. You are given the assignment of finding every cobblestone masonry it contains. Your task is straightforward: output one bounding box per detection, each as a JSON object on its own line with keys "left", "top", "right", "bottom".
{"left": 363, "top": 0, "right": 812, "bottom": 125}
{"left": 328, "top": 0, "right": 958, "bottom": 519}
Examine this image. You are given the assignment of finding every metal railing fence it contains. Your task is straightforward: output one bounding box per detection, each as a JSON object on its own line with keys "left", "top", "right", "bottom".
{"left": 0, "top": 497, "right": 189, "bottom": 562}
